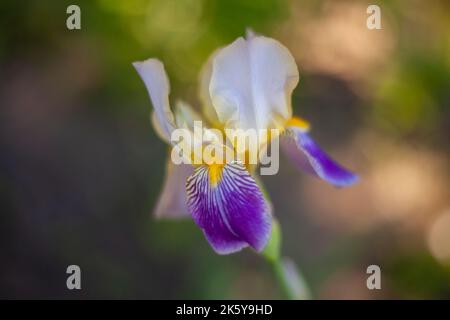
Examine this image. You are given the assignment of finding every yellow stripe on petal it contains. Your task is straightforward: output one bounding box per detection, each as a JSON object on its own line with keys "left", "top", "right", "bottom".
{"left": 286, "top": 116, "right": 311, "bottom": 132}
{"left": 209, "top": 164, "right": 224, "bottom": 187}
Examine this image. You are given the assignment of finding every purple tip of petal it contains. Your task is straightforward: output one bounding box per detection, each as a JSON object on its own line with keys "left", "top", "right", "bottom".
{"left": 281, "top": 128, "right": 359, "bottom": 187}
{"left": 186, "top": 162, "right": 271, "bottom": 255}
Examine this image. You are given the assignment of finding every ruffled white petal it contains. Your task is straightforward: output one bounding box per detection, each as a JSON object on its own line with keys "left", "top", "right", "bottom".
{"left": 209, "top": 35, "right": 299, "bottom": 131}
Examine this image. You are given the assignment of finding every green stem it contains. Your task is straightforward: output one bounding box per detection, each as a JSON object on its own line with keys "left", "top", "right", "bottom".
{"left": 256, "top": 178, "right": 309, "bottom": 299}
{"left": 270, "top": 259, "right": 297, "bottom": 300}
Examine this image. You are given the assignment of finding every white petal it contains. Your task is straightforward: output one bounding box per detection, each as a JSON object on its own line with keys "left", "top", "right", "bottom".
{"left": 154, "top": 160, "right": 194, "bottom": 218}
{"left": 209, "top": 35, "right": 299, "bottom": 131}
{"left": 133, "top": 59, "right": 175, "bottom": 141}
{"left": 150, "top": 112, "right": 169, "bottom": 143}
{"left": 198, "top": 50, "right": 221, "bottom": 125}
{"left": 245, "top": 28, "right": 256, "bottom": 40}
{"left": 174, "top": 100, "right": 202, "bottom": 130}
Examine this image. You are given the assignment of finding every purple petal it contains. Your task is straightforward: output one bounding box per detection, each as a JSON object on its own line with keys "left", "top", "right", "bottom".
{"left": 154, "top": 161, "right": 194, "bottom": 218}
{"left": 186, "top": 162, "right": 271, "bottom": 254}
{"left": 281, "top": 127, "right": 358, "bottom": 187}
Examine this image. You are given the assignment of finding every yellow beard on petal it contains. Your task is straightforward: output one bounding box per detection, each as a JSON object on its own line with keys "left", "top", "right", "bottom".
{"left": 286, "top": 116, "right": 311, "bottom": 132}
{"left": 208, "top": 163, "right": 224, "bottom": 187}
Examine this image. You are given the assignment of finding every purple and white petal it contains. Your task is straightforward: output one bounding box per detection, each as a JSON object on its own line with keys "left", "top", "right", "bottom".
{"left": 186, "top": 162, "right": 271, "bottom": 254}
{"left": 281, "top": 127, "right": 358, "bottom": 187}
{"left": 154, "top": 160, "right": 194, "bottom": 218}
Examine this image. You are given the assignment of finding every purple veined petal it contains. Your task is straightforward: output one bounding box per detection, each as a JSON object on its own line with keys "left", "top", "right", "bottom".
{"left": 186, "top": 161, "right": 271, "bottom": 254}
{"left": 154, "top": 160, "right": 194, "bottom": 218}
{"left": 281, "top": 127, "right": 359, "bottom": 187}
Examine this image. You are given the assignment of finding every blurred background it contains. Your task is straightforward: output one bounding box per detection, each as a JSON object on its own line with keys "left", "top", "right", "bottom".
{"left": 1, "top": 0, "right": 449, "bottom": 299}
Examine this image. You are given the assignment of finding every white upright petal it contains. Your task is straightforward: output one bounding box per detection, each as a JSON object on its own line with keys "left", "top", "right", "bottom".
{"left": 174, "top": 100, "right": 202, "bottom": 130}
{"left": 245, "top": 28, "right": 256, "bottom": 40}
{"left": 198, "top": 50, "right": 221, "bottom": 126}
{"left": 133, "top": 59, "right": 175, "bottom": 141}
{"left": 209, "top": 35, "right": 299, "bottom": 131}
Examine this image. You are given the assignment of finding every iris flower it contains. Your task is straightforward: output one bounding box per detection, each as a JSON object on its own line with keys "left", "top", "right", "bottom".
{"left": 133, "top": 31, "right": 358, "bottom": 255}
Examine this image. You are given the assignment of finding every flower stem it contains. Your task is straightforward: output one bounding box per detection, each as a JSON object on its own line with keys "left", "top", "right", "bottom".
{"left": 270, "top": 259, "right": 297, "bottom": 300}
{"left": 256, "top": 180, "right": 310, "bottom": 299}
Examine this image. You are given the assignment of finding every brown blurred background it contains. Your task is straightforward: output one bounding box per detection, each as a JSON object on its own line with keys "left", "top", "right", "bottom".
{"left": 0, "top": 0, "right": 449, "bottom": 299}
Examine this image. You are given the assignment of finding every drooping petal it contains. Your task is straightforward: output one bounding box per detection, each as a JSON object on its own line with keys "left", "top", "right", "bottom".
{"left": 186, "top": 161, "right": 271, "bottom": 254}
{"left": 209, "top": 35, "right": 299, "bottom": 131}
{"left": 133, "top": 58, "right": 175, "bottom": 141}
{"left": 281, "top": 126, "right": 358, "bottom": 187}
{"left": 154, "top": 160, "right": 194, "bottom": 218}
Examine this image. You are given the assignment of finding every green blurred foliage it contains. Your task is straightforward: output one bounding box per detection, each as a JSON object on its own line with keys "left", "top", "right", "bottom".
{"left": 387, "top": 252, "right": 450, "bottom": 299}
{"left": 374, "top": 53, "right": 450, "bottom": 140}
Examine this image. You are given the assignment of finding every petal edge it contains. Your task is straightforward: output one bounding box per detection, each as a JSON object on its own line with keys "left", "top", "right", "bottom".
{"left": 281, "top": 127, "right": 359, "bottom": 187}
{"left": 133, "top": 58, "right": 175, "bottom": 141}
